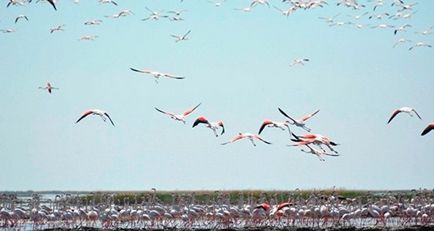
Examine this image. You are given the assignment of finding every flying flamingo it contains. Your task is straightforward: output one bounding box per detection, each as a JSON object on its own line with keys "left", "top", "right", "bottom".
{"left": 130, "top": 67, "right": 185, "bottom": 83}
{"left": 221, "top": 133, "right": 271, "bottom": 146}
{"left": 387, "top": 107, "right": 422, "bottom": 124}
{"left": 278, "top": 108, "right": 320, "bottom": 132}
{"left": 300, "top": 144, "right": 340, "bottom": 161}
{"left": 192, "top": 116, "right": 225, "bottom": 137}
{"left": 289, "top": 58, "right": 309, "bottom": 67}
{"left": 291, "top": 133, "right": 339, "bottom": 153}
{"left": 170, "top": 30, "right": 191, "bottom": 42}
{"left": 155, "top": 103, "right": 201, "bottom": 124}
{"left": 421, "top": 123, "right": 434, "bottom": 136}
{"left": 258, "top": 119, "right": 290, "bottom": 135}
{"left": 75, "top": 109, "right": 115, "bottom": 126}
{"left": 38, "top": 82, "right": 58, "bottom": 94}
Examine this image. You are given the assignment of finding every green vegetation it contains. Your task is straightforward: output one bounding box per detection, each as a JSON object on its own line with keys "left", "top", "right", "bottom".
{"left": 67, "top": 189, "right": 430, "bottom": 206}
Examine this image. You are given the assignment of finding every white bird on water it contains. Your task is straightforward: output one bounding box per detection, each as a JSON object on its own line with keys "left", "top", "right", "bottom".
{"left": 130, "top": 67, "right": 185, "bottom": 83}
{"left": 155, "top": 103, "right": 201, "bottom": 124}
{"left": 76, "top": 109, "right": 115, "bottom": 126}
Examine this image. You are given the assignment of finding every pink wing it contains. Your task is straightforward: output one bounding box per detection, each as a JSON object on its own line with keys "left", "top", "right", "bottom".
{"left": 183, "top": 103, "right": 201, "bottom": 116}
{"left": 300, "top": 109, "right": 320, "bottom": 122}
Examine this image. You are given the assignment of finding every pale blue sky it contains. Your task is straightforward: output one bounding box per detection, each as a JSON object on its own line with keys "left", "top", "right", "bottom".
{"left": 0, "top": 0, "right": 433, "bottom": 191}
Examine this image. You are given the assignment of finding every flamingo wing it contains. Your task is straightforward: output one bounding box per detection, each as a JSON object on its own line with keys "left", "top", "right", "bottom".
{"left": 192, "top": 116, "right": 209, "bottom": 128}
{"left": 219, "top": 122, "right": 225, "bottom": 135}
{"left": 154, "top": 107, "right": 174, "bottom": 117}
{"left": 254, "top": 135, "right": 271, "bottom": 144}
{"left": 104, "top": 112, "right": 115, "bottom": 126}
{"left": 183, "top": 103, "right": 201, "bottom": 116}
{"left": 221, "top": 134, "right": 244, "bottom": 145}
{"left": 183, "top": 30, "right": 191, "bottom": 37}
{"left": 47, "top": 0, "right": 57, "bottom": 10}
{"left": 278, "top": 108, "right": 296, "bottom": 123}
{"left": 164, "top": 73, "right": 185, "bottom": 79}
{"left": 75, "top": 111, "right": 93, "bottom": 124}
{"left": 258, "top": 120, "right": 273, "bottom": 134}
{"left": 412, "top": 109, "right": 422, "bottom": 120}
{"left": 300, "top": 109, "right": 320, "bottom": 122}
{"left": 387, "top": 109, "right": 401, "bottom": 124}
{"left": 130, "top": 67, "right": 147, "bottom": 73}
{"left": 421, "top": 124, "right": 434, "bottom": 136}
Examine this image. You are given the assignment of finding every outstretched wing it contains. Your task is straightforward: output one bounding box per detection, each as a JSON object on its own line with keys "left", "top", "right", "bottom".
{"left": 155, "top": 107, "right": 175, "bottom": 117}
{"left": 221, "top": 134, "right": 244, "bottom": 145}
{"left": 76, "top": 111, "right": 93, "bottom": 124}
{"left": 47, "top": 0, "right": 57, "bottom": 10}
{"left": 258, "top": 120, "right": 272, "bottom": 135}
{"left": 183, "top": 30, "right": 191, "bottom": 37}
{"left": 278, "top": 108, "right": 296, "bottom": 123}
{"left": 254, "top": 135, "right": 271, "bottom": 144}
{"left": 104, "top": 112, "right": 115, "bottom": 126}
{"left": 300, "top": 109, "right": 320, "bottom": 122}
{"left": 192, "top": 116, "right": 209, "bottom": 128}
{"left": 387, "top": 109, "right": 401, "bottom": 124}
{"left": 421, "top": 124, "right": 434, "bottom": 136}
{"left": 183, "top": 103, "right": 201, "bottom": 116}
{"left": 412, "top": 109, "right": 422, "bottom": 120}
{"left": 130, "top": 67, "right": 146, "bottom": 73}
{"left": 164, "top": 72, "right": 185, "bottom": 79}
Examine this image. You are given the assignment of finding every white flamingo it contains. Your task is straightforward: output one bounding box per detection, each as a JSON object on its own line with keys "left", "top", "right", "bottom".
{"left": 79, "top": 35, "right": 98, "bottom": 41}
{"left": 192, "top": 116, "right": 225, "bottom": 137}
{"left": 50, "top": 24, "right": 65, "bottom": 33}
{"left": 387, "top": 107, "right": 422, "bottom": 124}
{"left": 130, "top": 67, "right": 185, "bottom": 83}
{"left": 409, "top": 42, "right": 432, "bottom": 50}
{"left": 221, "top": 133, "right": 271, "bottom": 146}
{"left": 155, "top": 103, "right": 201, "bottom": 124}
{"left": 171, "top": 30, "right": 191, "bottom": 42}
{"left": 98, "top": 0, "right": 117, "bottom": 5}
{"left": 1, "top": 29, "right": 16, "bottom": 33}
{"left": 289, "top": 58, "right": 309, "bottom": 66}
{"left": 84, "top": 20, "right": 102, "bottom": 26}
{"left": 75, "top": 109, "right": 115, "bottom": 126}
{"left": 278, "top": 108, "right": 319, "bottom": 132}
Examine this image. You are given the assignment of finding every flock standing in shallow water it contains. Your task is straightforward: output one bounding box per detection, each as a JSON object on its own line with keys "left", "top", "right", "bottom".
{"left": 2, "top": 0, "right": 433, "bottom": 162}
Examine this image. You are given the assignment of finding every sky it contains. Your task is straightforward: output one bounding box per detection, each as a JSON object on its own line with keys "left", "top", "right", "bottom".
{"left": 0, "top": 0, "right": 433, "bottom": 191}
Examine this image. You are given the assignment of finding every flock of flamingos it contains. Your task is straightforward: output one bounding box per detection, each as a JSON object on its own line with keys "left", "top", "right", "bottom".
{"left": 1, "top": 0, "right": 433, "bottom": 229}
{"left": 2, "top": 0, "right": 432, "bottom": 162}
{"left": 0, "top": 190, "right": 433, "bottom": 229}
